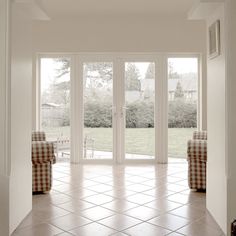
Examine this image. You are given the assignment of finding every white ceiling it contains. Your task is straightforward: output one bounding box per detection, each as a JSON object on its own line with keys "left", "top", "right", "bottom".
{"left": 38, "top": 0, "right": 197, "bottom": 19}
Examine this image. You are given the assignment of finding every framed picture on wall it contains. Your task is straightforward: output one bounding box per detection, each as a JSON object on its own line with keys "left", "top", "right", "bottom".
{"left": 209, "top": 20, "right": 220, "bottom": 59}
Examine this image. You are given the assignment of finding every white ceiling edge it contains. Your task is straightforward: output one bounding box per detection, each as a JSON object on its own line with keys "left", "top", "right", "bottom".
{"left": 13, "top": 0, "right": 50, "bottom": 20}
{"left": 188, "top": 0, "right": 224, "bottom": 20}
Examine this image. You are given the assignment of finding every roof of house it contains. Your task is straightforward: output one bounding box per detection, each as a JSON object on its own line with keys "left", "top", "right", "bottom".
{"left": 141, "top": 78, "right": 197, "bottom": 92}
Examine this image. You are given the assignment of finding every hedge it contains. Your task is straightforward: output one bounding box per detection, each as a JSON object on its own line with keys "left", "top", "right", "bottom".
{"left": 84, "top": 99, "right": 197, "bottom": 128}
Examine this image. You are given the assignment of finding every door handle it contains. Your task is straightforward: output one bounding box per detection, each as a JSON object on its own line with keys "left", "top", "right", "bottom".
{"left": 120, "top": 106, "right": 127, "bottom": 118}
{"left": 112, "top": 106, "right": 117, "bottom": 116}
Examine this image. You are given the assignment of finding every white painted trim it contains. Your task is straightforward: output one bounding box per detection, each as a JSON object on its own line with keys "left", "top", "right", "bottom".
{"left": 198, "top": 55, "right": 202, "bottom": 131}
{"left": 117, "top": 59, "right": 125, "bottom": 164}
{"left": 0, "top": 0, "right": 10, "bottom": 177}
{"left": 36, "top": 55, "right": 75, "bottom": 162}
{"left": 119, "top": 56, "right": 159, "bottom": 163}
{"left": 158, "top": 54, "right": 168, "bottom": 163}
{"left": 113, "top": 58, "right": 120, "bottom": 164}
{"left": 77, "top": 55, "right": 116, "bottom": 163}
{"left": 165, "top": 54, "right": 201, "bottom": 131}
{"left": 76, "top": 57, "right": 84, "bottom": 163}
{"left": 35, "top": 56, "right": 41, "bottom": 130}
{"left": 70, "top": 55, "right": 78, "bottom": 163}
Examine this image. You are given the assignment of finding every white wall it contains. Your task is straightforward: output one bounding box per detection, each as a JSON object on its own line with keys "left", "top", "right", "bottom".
{"left": 206, "top": 4, "right": 227, "bottom": 233}
{"left": 225, "top": 0, "right": 236, "bottom": 234}
{"left": 9, "top": 3, "right": 33, "bottom": 234}
{"left": 33, "top": 16, "right": 206, "bottom": 53}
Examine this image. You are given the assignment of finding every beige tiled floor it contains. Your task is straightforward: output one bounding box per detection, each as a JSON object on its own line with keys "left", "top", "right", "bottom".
{"left": 13, "top": 161, "right": 225, "bottom": 236}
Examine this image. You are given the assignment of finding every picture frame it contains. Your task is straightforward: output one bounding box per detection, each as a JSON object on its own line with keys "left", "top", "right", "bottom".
{"left": 208, "top": 20, "right": 220, "bottom": 59}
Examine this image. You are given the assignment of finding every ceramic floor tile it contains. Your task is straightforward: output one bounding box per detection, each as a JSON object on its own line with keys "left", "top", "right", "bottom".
{"left": 82, "top": 193, "right": 114, "bottom": 205}
{"left": 67, "top": 188, "right": 97, "bottom": 198}
{"left": 167, "top": 232, "right": 185, "bottom": 236}
{"left": 124, "top": 222, "right": 171, "bottom": 236}
{"left": 126, "top": 183, "right": 154, "bottom": 192}
{"left": 111, "top": 233, "right": 129, "bottom": 236}
{"left": 196, "top": 213, "right": 224, "bottom": 233}
{"left": 52, "top": 184, "right": 80, "bottom": 193}
{"left": 126, "top": 176, "right": 150, "bottom": 184}
{"left": 143, "top": 188, "right": 175, "bottom": 198}
{"left": 169, "top": 205, "right": 206, "bottom": 221}
{"left": 69, "top": 222, "right": 117, "bottom": 236}
{"left": 15, "top": 223, "right": 63, "bottom": 236}
{"left": 80, "top": 206, "right": 115, "bottom": 221}
{"left": 32, "top": 204, "right": 70, "bottom": 221}
{"left": 166, "top": 184, "right": 188, "bottom": 192}
{"left": 126, "top": 193, "right": 155, "bottom": 205}
{"left": 148, "top": 213, "right": 189, "bottom": 231}
{"left": 48, "top": 213, "right": 91, "bottom": 231}
{"left": 16, "top": 213, "right": 44, "bottom": 229}
{"left": 167, "top": 193, "right": 192, "bottom": 204}
{"left": 144, "top": 199, "right": 182, "bottom": 212}
{"left": 98, "top": 214, "right": 142, "bottom": 231}
{"left": 134, "top": 179, "right": 158, "bottom": 188}
{"left": 104, "top": 189, "right": 136, "bottom": 198}
{"left": 48, "top": 193, "right": 72, "bottom": 205}
{"left": 124, "top": 205, "right": 161, "bottom": 221}
{"left": 102, "top": 199, "right": 138, "bottom": 213}
{"left": 86, "top": 183, "right": 113, "bottom": 193}
{"left": 177, "top": 220, "right": 223, "bottom": 236}
{"left": 55, "top": 232, "right": 75, "bottom": 236}
{"left": 92, "top": 176, "right": 113, "bottom": 184}
{"left": 186, "top": 200, "right": 206, "bottom": 211}
{"left": 78, "top": 179, "right": 98, "bottom": 188}
{"left": 14, "top": 162, "right": 223, "bottom": 236}
{"left": 57, "top": 200, "right": 95, "bottom": 213}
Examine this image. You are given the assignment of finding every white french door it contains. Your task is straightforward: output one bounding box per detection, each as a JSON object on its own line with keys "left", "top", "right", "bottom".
{"left": 37, "top": 53, "right": 200, "bottom": 164}
{"left": 121, "top": 60, "right": 157, "bottom": 163}
{"left": 77, "top": 56, "right": 159, "bottom": 164}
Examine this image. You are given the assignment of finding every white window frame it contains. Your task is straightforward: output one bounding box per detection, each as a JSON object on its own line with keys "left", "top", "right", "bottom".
{"left": 166, "top": 54, "right": 201, "bottom": 160}
{"left": 35, "top": 52, "right": 202, "bottom": 164}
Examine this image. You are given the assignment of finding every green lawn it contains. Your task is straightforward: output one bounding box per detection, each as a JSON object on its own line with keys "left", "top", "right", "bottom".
{"left": 44, "top": 126, "right": 195, "bottom": 158}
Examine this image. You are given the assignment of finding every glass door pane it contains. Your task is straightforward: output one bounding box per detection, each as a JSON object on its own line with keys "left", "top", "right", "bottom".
{"left": 124, "top": 62, "right": 155, "bottom": 160}
{"left": 40, "top": 57, "right": 71, "bottom": 160}
{"left": 168, "top": 58, "right": 198, "bottom": 159}
{"left": 83, "top": 62, "right": 113, "bottom": 160}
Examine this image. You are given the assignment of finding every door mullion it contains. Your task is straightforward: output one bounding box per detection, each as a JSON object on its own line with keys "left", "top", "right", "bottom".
{"left": 115, "top": 59, "right": 125, "bottom": 164}
{"left": 157, "top": 55, "right": 168, "bottom": 164}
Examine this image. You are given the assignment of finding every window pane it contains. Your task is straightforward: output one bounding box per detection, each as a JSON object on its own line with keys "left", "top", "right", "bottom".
{"left": 125, "top": 62, "right": 155, "bottom": 159}
{"left": 40, "top": 58, "right": 71, "bottom": 158}
{"left": 83, "top": 62, "right": 113, "bottom": 159}
{"left": 168, "top": 58, "right": 198, "bottom": 159}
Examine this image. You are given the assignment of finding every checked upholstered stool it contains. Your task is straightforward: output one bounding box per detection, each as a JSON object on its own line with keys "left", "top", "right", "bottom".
{"left": 187, "top": 131, "right": 207, "bottom": 191}
{"left": 32, "top": 131, "right": 56, "bottom": 193}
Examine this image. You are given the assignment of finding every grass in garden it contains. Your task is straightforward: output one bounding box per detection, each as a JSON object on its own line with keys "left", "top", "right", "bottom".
{"left": 43, "top": 126, "right": 196, "bottom": 158}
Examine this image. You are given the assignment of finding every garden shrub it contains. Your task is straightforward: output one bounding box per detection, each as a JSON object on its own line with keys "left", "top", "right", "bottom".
{"left": 83, "top": 99, "right": 197, "bottom": 128}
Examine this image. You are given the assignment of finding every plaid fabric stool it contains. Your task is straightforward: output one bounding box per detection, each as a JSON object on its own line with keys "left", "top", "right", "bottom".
{"left": 32, "top": 131, "right": 56, "bottom": 193}
{"left": 187, "top": 131, "right": 207, "bottom": 190}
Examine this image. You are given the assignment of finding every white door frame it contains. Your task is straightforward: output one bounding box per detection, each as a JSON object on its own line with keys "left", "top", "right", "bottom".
{"left": 118, "top": 55, "right": 160, "bottom": 164}
{"left": 166, "top": 54, "right": 201, "bottom": 160}
{"left": 36, "top": 52, "right": 201, "bottom": 165}
{"left": 76, "top": 54, "right": 116, "bottom": 164}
